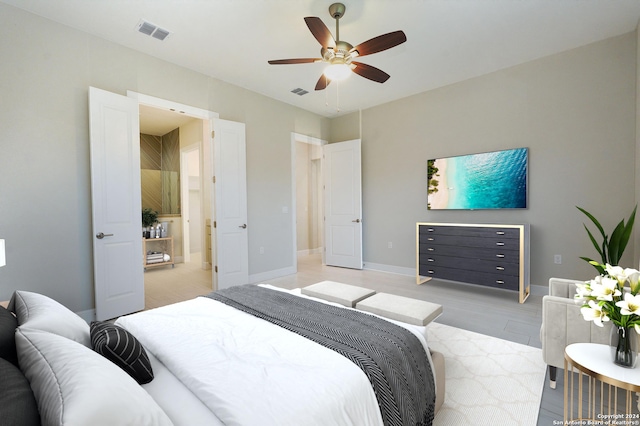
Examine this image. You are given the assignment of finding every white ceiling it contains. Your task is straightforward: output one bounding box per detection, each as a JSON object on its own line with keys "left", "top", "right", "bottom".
{"left": 3, "top": 0, "right": 640, "bottom": 119}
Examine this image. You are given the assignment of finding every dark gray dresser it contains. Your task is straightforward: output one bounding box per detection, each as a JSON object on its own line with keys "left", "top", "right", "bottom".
{"left": 416, "top": 222, "right": 530, "bottom": 303}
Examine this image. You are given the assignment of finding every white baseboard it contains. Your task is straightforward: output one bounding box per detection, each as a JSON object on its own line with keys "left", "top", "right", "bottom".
{"left": 297, "top": 248, "right": 322, "bottom": 257}
{"left": 362, "top": 261, "right": 414, "bottom": 277}
{"left": 249, "top": 265, "right": 297, "bottom": 284}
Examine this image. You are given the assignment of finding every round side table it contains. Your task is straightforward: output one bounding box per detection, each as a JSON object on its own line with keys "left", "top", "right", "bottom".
{"left": 564, "top": 343, "right": 640, "bottom": 423}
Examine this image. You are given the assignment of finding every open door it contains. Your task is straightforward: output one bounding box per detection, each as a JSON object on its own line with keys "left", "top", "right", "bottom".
{"left": 213, "top": 119, "right": 249, "bottom": 289}
{"left": 323, "top": 139, "right": 363, "bottom": 269}
{"left": 89, "top": 87, "right": 144, "bottom": 320}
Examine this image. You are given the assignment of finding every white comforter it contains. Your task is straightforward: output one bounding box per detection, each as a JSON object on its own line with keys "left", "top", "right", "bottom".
{"left": 116, "top": 285, "right": 434, "bottom": 426}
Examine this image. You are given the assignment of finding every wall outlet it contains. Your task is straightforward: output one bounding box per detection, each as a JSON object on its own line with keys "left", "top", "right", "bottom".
{"left": 259, "top": 246, "right": 265, "bottom": 255}
{"left": 388, "top": 242, "right": 393, "bottom": 249}
{"left": 554, "top": 254, "right": 562, "bottom": 264}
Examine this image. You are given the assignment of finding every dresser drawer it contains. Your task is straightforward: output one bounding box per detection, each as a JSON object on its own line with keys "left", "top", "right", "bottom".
{"left": 419, "top": 233, "right": 521, "bottom": 251}
{"left": 418, "top": 265, "right": 520, "bottom": 291}
{"left": 418, "top": 243, "right": 519, "bottom": 262}
{"left": 419, "top": 253, "right": 519, "bottom": 276}
{"left": 419, "top": 225, "right": 520, "bottom": 239}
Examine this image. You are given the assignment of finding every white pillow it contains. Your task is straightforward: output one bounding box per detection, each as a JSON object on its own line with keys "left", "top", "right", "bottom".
{"left": 15, "top": 328, "right": 173, "bottom": 426}
{"left": 9, "top": 290, "right": 90, "bottom": 347}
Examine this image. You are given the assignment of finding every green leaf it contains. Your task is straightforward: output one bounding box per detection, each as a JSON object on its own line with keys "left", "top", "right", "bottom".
{"left": 577, "top": 206, "right": 607, "bottom": 240}
{"left": 617, "top": 205, "right": 637, "bottom": 263}
{"left": 608, "top": 220, "right": 625, "bottom": 265}
{"left": 583, "top": 224, "right": 605, "bottom": 262}
{"left": 579, "top": 256, "right": 605, "bottom": 275}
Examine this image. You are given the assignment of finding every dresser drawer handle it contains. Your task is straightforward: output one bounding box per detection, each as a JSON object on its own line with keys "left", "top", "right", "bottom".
{"left": 427, "top": 237, "right": 434, "bottom": 241}
{"left": 428, "top": 270, "right": 435, "bottom": 274}
{"left": 496, "top": 254, "right": 505, "bottom": 258}
{"left": 496, "top": 280, "right": 505, "bottom": 285}
{"left": 427, "top": 258, "right": 434, "bottom": 262}
{"left": 496, "top": 231, "right": 505, "bottom": 235}
{"left": 427, "top": 248, "right": 435, "bottom": 251}
{"left": 427, "top": 228, "right": 434, "bottom": 232}
{"left": 496, "top": 266, "right": 505, "bottom": 271}
{"left": 496, "top": 242, "right": 505, "bottom": 246}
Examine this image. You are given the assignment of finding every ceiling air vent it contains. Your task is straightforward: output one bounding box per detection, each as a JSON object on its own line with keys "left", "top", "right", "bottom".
{"left": 291, "top": 88, "right": 309, "bottom": 96}
{"left": 136, "top": 19, "right": 171, "bottom": 41}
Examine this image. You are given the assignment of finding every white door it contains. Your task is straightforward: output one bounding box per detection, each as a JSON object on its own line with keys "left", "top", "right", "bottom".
{"left": 324, "top": 139, "right": 363, "bottom": 269}
{"left": 213, "top": 119, "right": 249, "bottom": 289}
{"left": 89, "top": 87, "right": 144, "bottom": 320}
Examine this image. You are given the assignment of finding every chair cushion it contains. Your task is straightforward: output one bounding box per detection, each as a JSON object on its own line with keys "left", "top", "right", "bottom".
{"left": 356, "top": 292, "right": 442, "bottom": 326}
{"left": 301, "top": 281, "right": 376, "bottom": 307}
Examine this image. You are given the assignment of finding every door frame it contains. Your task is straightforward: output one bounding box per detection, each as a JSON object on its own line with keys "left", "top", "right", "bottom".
{"left": 127, "top": 91, "right": 218, "bottom": 282}
{"left": 290, "top": 132, "right": 327, "bottom": 270}
{"left": 180, "top": 144, "right": 203, "bottom": 265}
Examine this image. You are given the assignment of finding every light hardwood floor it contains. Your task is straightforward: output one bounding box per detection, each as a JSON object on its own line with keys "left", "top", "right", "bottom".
{"left": 144, "top": 254, "right": 559, "bottom": 425}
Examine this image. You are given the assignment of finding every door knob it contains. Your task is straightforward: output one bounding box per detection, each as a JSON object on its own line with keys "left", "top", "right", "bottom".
{"left": 239, "top": 224, "right": 247, "bottom": 229}
{"left": 96, "top": 232, "right": 114, "bottom": 239}
{"left": 352, "top": 219, "right": 361, "bottom": 223}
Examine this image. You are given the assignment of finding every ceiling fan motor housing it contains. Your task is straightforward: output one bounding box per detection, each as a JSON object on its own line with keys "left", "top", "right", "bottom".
{"left": 329, "top": 3, "right": 346, "bottom": 19}
{"left": 322, "top": 40, "right": 354, "bottom": 65}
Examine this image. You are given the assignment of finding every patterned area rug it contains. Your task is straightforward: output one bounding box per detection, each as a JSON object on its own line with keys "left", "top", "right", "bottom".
{"left": 428, "top": 322, "right": 546, "bottom": 426}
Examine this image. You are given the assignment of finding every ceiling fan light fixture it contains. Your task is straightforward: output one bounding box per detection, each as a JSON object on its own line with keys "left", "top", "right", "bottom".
{"left": 323, "top": 63, "right": 351, "bottom": 81}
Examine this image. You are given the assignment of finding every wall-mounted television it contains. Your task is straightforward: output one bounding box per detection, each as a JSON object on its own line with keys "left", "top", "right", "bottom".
{"left": 427, "top": 147, "right": 528, "bottom": 210}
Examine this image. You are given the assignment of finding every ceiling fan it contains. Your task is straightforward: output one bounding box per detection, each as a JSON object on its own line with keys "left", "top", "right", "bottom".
{"left": 268, "top": 3, "right": 407, "bottom": 91}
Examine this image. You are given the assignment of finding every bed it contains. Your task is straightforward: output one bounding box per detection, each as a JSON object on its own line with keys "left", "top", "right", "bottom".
{"left": 1, "top": 284, "right": 442, "bottom": 426}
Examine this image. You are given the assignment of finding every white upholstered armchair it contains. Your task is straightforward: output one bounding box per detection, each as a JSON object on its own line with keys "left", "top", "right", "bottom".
{"left": 540, "top": 277, "right": 611, "bottom": 389}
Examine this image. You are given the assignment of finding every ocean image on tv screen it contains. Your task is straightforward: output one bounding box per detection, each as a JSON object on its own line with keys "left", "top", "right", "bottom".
{"left": 427, "top": 148, "right": 528, "bottom": 210}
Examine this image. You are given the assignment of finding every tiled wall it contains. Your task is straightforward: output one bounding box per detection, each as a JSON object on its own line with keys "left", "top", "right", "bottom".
{"left": 141, "top": 129, "right": 180, "bottom": 215}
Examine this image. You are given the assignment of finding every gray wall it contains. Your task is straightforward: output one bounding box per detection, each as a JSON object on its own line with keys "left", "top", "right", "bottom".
{"left": 0, "top": 3, "right": 330, "bottom": 312}
{"left": 331, "top": 32, "right": 638, "bottom": 287}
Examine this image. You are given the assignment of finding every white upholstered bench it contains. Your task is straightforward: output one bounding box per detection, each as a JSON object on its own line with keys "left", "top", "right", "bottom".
{"left": 301, "top": 281, "right": 376, "bottom": 308}
{"left": 355, "top": 292, "right": 443, "bottom": 326}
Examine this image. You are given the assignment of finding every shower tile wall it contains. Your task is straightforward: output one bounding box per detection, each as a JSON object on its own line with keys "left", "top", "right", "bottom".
{"left": 140, "top": 128, "right": 180, "bottom": 215}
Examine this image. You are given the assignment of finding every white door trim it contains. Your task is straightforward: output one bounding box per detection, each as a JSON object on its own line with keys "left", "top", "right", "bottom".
{"left": 290, "top": 133, "right": 327, "bottom": 270}
{"left": 180, "top": 144, "right": 201, "bottom": 264}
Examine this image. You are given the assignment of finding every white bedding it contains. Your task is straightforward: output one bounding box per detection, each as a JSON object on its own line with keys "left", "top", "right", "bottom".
{"left": 117, "top": 285, "right": 433, "bottom": 426}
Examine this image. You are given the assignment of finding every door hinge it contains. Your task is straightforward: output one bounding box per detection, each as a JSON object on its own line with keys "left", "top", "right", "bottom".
{"left": 213, "top": 221, "right": 217, "bottom": 228}
{"left": 212, "top": 176, "right": 216, "bottom": 183}
{"left": 211, "top": 130, "right": 215, "bottom": 138}
{"left": 215, "top": 265, "right": 218, "bottom": 273}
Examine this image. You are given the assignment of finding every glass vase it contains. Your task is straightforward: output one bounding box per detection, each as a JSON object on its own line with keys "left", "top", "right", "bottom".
{"left": 610, "top": 325, "right": 638, "bottom": 368}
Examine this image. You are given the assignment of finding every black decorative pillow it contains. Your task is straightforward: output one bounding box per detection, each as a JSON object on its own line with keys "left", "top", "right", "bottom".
{"left": 0, "top": 357, "right": 41, "bottom": 426}
{"left": 90, "top": 321, "right": 154, "bottom": 384}
{"left": 0, "top": 305, "right": 18, "bottom": 366}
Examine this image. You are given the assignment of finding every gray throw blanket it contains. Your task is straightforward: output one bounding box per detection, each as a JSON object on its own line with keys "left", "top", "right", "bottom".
{"left": 207, "top": 285, "right": 435, "bottom": 426}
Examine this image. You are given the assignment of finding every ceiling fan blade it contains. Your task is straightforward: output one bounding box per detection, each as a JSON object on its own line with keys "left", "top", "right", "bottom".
{"left": 304, "top": 17, "right": 336, "bottom": 49}
{"left": 268, "top": 58, "right": 321, "bottom": 65}
{"left": 314, "top": 74, "right": 331, "bottom": 91}
{"left": 350, "top": 30, "right": 407, "bottom": 57}
{"left": 351, "top": 62, "right": 390, "bottom": 83}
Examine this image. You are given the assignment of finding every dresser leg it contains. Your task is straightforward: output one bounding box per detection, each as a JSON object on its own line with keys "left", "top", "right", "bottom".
{"left": 549, "top": 365, "right": 557, "bottom": 389}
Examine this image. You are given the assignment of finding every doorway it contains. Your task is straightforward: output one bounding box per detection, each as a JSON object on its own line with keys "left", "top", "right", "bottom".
{"left": 292, "top": 133, "right": 326, "bottom": 270}
{"left": 139, "top": 106, "right": 207, "bottom": 266}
